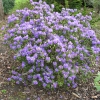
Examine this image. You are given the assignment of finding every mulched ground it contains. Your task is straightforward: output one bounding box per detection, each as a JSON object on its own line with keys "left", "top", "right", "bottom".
{"left": 0, "top": 12, "right": 100, "bottom": 100}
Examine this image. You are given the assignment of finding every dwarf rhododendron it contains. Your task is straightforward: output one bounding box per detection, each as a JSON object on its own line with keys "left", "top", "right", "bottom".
{"left": 2, "top": 0, "right": 100, "bottom": 90}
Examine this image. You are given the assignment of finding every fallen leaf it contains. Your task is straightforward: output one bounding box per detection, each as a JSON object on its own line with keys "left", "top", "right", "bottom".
{"left": 91, "top": 96, "right": 98, "bottom": 99}
{"left": 72, "top": 92, "right": 80, "bottom": 98}
{"left": 7, "top": 67, "right": 10, "bottom": 69}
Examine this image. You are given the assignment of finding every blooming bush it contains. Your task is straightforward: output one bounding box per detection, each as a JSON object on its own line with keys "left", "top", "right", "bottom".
{"left": 1, "top": 0, "right": 100, "bottom": 90}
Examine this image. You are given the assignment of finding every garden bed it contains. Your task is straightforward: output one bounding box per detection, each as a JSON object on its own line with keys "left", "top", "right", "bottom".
{"left": 0, "top": 7, "right": 100, "bottom": 100}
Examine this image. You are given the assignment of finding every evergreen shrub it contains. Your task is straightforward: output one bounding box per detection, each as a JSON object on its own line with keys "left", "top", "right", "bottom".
{"left": 68, "top": 0, "right": 83, "bottom": 10}
{"left": 2, "top": 0, "right": 15, "bottom": 14}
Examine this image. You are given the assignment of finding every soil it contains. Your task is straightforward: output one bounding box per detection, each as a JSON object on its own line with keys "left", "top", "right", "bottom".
{"left": 0, "top": 11, "right": 100, "bottom": 100}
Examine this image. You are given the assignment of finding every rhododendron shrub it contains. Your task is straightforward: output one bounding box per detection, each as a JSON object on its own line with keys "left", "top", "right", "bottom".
{"left": 2, "top": 0, "right": 100, "bottom": 89}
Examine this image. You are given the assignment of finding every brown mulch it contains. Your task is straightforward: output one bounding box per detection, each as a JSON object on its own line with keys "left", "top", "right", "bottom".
{"left": 0, "top": 13, "right": 100, "bottom": 100}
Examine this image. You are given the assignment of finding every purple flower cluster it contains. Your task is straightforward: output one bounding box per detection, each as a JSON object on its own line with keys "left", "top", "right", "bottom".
{"left": 2, "top": 0, "right": 100, "bottom": 89}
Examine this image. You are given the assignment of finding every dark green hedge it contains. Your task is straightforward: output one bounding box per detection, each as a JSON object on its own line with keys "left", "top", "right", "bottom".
{"left": 2, "top": 0, "right": 15, "bottom": 14}
{"left": 68, "top": 0, "right": 83, "bottom": 9}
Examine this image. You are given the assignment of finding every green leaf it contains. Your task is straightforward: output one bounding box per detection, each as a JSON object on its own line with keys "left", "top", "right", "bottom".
{"left": 2, "top": 89, "right": 6, "bottom": 93}
{"left": 59, "top": 82, "right": 63, "bottom": 87}
{"left": 97, "top": 72, "right": 100, "bottom": 76}
{"left": 95, "top": 82, "right": 100, "bottom": 86}
{"left": 94, "top": 77, "right": 100, "bottom": 82}
{"left": 47, "top": 84, "right": 50, "bottom": 88}
{"left": 97, "top": 86, "right": 100, "bottom": 91}
{"left": 94, "top": 82, "right": 100, "bottom": 91}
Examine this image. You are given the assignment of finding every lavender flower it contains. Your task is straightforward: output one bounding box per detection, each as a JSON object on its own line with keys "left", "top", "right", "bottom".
{"left": 33, "top": 80, "right": 38, "bottom": 85}
{"left": 67, "top": 83, "right": 70, "bottom": 86}
{"left": 33, "top": 75, "right": 37, "bottom": 79}
{"left": 51, "top": 4, "right": 55, "bottom": 9}
{"left": 51, "top": 82, "right": 57, "bottom": 88}
{"left": 59, "top": 65, "right": 63, "bottom": 69}
{"left": 7, "top": 78, "right": 11, "bottom": 81}
{"left": 16, "top": 81, "right": 19, "bottom": 84}
{"left": 36, "top": 68, "right": 40, "bottom": 72}
{"left": 63, "top": 74, "right": 68, "bottom": 78}
{"left": 46, "top": 57, "right": 50, "bottom": 62}
{"left": 68, "top": 77, "right": 73, "bottom": 81}
{"left": 1, "top": 26, "right": 5, "bottom": 30}
{"left": 37, "top": 97, "right": 40, "bottom": 100}
{"left": 36, "top": 47, "right": 42, "bottom": 52}
{"left": 64, "top": 63, "right": 68, "bottom": 69}
{"left": 43, "top": 83, "right": 47, "bottom": 87}
{"left": 39, "top": 77, "right": 43, "bottom": 81}
{"left": 55, "top": 68, "right": 59, "bottom": 72}
{"left": 53, "top": 62, "right": 57, "bottom": 66}
{"left": 19, "top": 78, "right": 23, "bottom": 81}
{"left": 14, "top": 36, "right": 23, "bottom": 41}
{"left": 22, "top": 61, "right": 25, "bottom": 68}
{"left": 29, "top": 69, "right": 33, "bottom": 73}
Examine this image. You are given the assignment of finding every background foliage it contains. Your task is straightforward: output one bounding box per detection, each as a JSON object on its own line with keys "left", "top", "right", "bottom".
{"left": 94, "top": 0, "right": 100, "bottom": 13}
{"left": 4, "top": 0, "right": 100, "bottom": 15}
{"left": 8, "top": 0, "right": 85, "bottom": 14}
{"left": 67, "top": 0, "right": 83, "bottom": 9}
{"left": 2, "top": 0, "right": 15, "bottom": 14}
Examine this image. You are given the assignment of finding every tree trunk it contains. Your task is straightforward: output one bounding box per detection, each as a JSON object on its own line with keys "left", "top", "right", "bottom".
{"left": 0, "top": 0, "right": 4, "bottom": 21}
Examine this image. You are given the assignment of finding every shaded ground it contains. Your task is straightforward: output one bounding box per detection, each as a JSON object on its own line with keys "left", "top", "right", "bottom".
{"left": 0, "top": 9, "right": 100, "bottom": 100}
{"left": 0, "top": 47, "right": 100, "bottom": 100}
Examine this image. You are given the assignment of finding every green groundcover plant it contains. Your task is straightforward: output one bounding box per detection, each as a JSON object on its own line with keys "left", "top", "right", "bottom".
{"left": 94, "top": 72, "right": 100, "bottom": 91}
{"left": 1, "top": 0, "right": 100, "bottom": 90}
